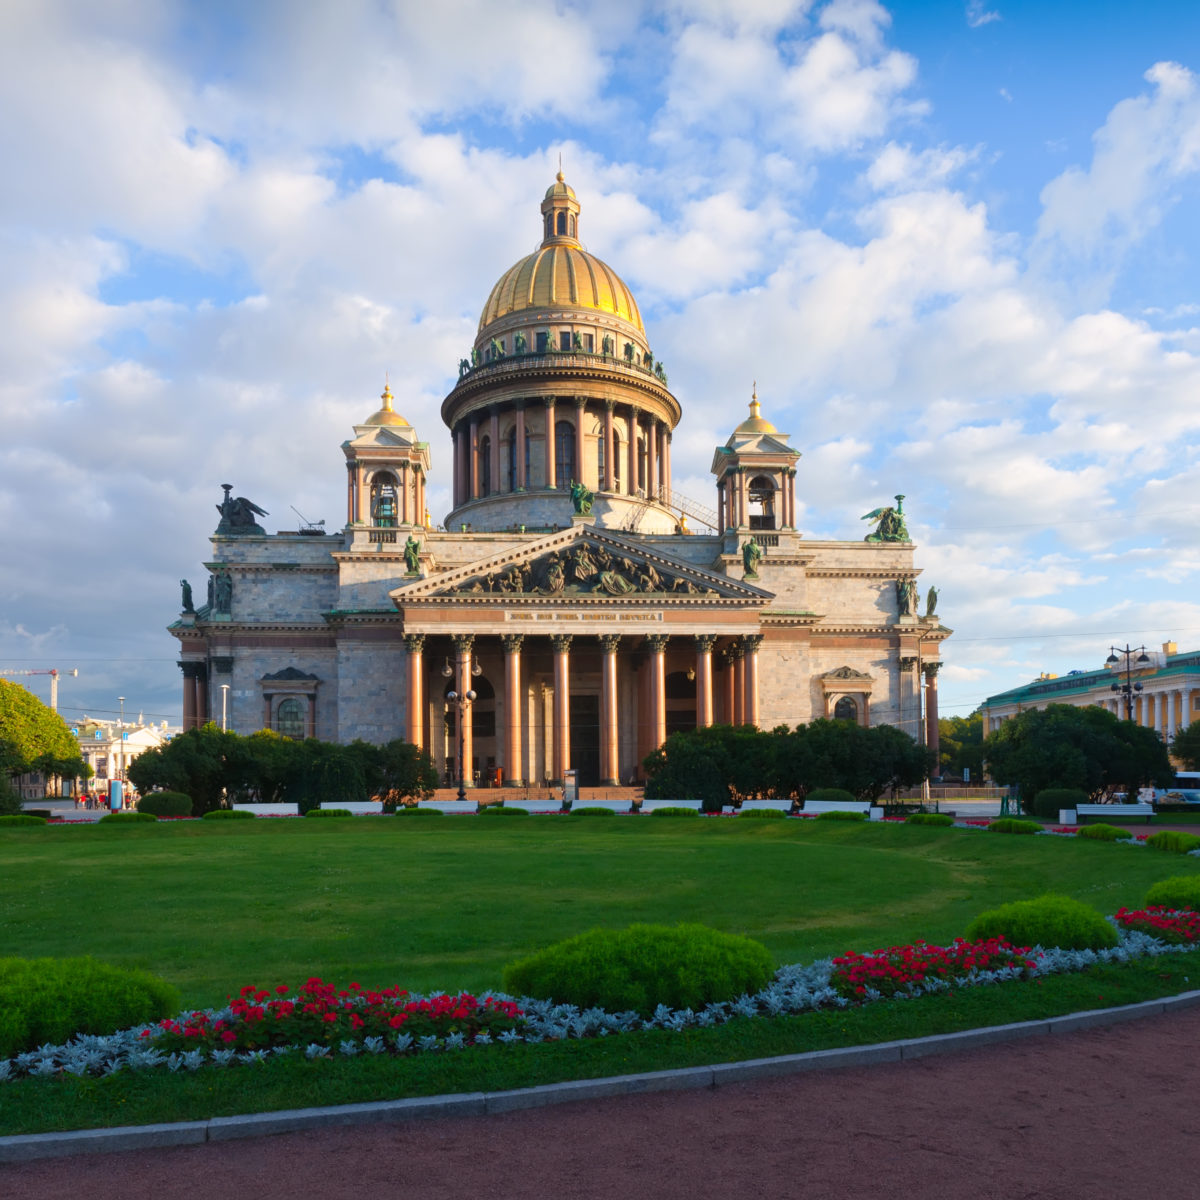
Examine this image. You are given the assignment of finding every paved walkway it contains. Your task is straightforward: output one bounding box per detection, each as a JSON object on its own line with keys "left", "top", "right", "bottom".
{"left": 6, "top": 1004, "right": 1200, "bottom": 1199}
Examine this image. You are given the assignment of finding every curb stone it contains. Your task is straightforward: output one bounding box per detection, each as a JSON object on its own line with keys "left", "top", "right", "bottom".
{"left": 4, "top": 990, "right": 1200, "bottom": 1163}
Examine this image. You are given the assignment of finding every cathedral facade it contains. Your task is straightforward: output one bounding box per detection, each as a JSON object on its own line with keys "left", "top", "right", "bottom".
{"left": 171, "top": 176, "right": 949, "bottom": 787}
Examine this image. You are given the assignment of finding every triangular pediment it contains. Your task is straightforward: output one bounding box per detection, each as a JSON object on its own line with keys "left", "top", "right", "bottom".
{"left": 821, "top": 665, "right": 874, "bottom": 681}
{"left": 392, "top": 525, "right": 772, "bottom": 607}
{"left": 345, "top": 425, "right": 420, "bottom": 450}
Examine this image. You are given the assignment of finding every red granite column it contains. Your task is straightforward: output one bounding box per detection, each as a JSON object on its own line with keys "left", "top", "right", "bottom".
{"left": 404, "top": 634, "right": 425, "bottom": 750}
{"left": 600, "top": 635, "right": 620, "bottom": 785}
{"left": 544, "top": 398, "right": 557, "bottom": 489}
{"left": 647, "top": 634, "right": 668, "bottom": 751}
{"left": 924, "top": 663, "right": 941, "bottom": 770}
{"left": 502, "top": 634, "right": 524, "bottom": 786}
{"left": 551, "top": 635, "right": 572, "bottom": 782}
{"left": 695, "top": 635, "right": 716, "bottom": 728}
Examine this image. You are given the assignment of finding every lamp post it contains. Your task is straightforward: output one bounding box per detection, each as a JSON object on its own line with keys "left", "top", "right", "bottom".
{"left": 1107, "top": 644, "right": 1150, "bottom": 721}
{"left": 443, "top": 653, "right": 483, "bottom": 803}
{"left": 118, "top": 696, "right": 125, "bottom": 728}
{"left": 221, "top": 684, "right": 230, "bottom": 731}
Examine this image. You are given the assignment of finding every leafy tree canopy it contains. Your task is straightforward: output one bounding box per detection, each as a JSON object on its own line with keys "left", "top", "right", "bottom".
{"left": 938, "top": 711, "right": 983, "bottom": 779}
{"left": 982, "top": 703, "right": 1173, "bottom": 804}
{"left": 1170, "top": 721, "right": 1200, "bottom": 772}
{"left": 0, "top": 680, "right": 77, "bottom": 773}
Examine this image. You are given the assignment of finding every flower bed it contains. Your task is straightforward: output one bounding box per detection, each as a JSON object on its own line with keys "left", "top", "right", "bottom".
{"left": 1113, "top": 907, "right": 1200, "bottom": 946}
{"left": 830, "top": 937, "right": 1033, "bottom": 999}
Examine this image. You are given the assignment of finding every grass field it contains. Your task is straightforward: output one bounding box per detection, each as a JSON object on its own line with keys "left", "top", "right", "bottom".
{"left": 3, "top": 817, "right": 1196, "bottom": 1006}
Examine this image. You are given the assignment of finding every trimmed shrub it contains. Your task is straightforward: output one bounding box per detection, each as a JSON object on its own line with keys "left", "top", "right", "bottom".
{"left": 502, "top": 923, "right": 775, "bottom": 1018}
{"left": 1028, "top": 786, "right": 1088, "bottom": 821}
{"left": 1145, "top": 876, "right": 1200, "bottom": 911}
{"left": 136, "top": 791, "right": 192, "bottom": 817}
{"left": 987, "top": 818, "right": 1042, "bottom": 835}
{"left": 570, "top": 806, "right": 616, "bottom": 818}
{"left": 201, "top": 809, "right": 255, "bottom": 820}
{"left": 305, "top": 808, "right": 354, "bottom": 818}
{"left": 0, "top": 814, "right": 47, "bottom": 827}
{"left": 25, "top": 809, "right": 53, "bottom": 820}
{"left": 906, "top": 813, "right": 954, "bottom": 827}
{"left": 649, "top": 806, "right": 700, "bottom": 818}
{"left": 815, "top": 810, "right": 866, "bottom": 822}
{"left": 965, "top": 894, "right": 1118, "bottom": 951}
{"left": 805, "top": 788, "right": 858, "bottom": 808}
{"left": 0, "top": 956, "right": 180, "bottom": 1058}
{"left": 1146, "top": 831, "right": 1200, "bottom": 855}
{"left": 479, "top": 805, "right": 529, "bottom": 817}
{"left": 394, "top": 806, "right": 443, "bottom": 817}
{"left": 1076, "top": 823, "right": 1134, "bottom": 842}
{"left": 737, "top": 808, "right": 786, "bottom": 819}
{"left": 99, "top": 811, "right": 157, "bottom": 824}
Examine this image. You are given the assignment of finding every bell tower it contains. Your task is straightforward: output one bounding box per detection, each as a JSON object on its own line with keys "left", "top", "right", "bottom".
{"left": 711, "top": 386, "right": 800, "bottom": 533}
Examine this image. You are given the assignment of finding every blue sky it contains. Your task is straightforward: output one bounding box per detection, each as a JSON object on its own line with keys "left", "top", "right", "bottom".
{"left": 2, "top": 0, "right": 1200, "bottom": 731}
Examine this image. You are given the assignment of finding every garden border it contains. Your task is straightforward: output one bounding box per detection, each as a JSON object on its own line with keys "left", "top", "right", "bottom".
{"left": 4, "top": 988, "right": 1198, "bottom": 1164}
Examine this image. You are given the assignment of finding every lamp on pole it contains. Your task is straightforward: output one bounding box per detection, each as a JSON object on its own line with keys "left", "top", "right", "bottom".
{"left": 118, "top": 696, "right": 125, "bottom": 728}
{"left": 220, "top": 684, "right": 230, "bottom": 732}
{"left": 443, "top": 652, "right": 482, "bottom": 803}
{"left": 1107, "top": 644, "right": 1150, "bottom": 721}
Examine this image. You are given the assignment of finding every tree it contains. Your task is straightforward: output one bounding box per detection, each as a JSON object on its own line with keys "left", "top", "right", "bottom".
{"left": 371, "top": 739, "right": 438, "bottom": 809}
{"left": 1170, "top": 722, "right": 1200, "bottom": 771}
{"left": 0, "top": 680, "right": 80, "bottom": 809}
{"left": 938, "top": 712, "right": 983, "bottom": 779}
{"left": 127, "top": 723, "right": 244, "bottom": 816}
{"left": 983, "top": 704, "right": 1173, "bottom": 807}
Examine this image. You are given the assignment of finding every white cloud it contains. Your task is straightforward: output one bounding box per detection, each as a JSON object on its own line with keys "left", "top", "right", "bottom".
{"left": 966, "top": 2, "right": 1001, "bottom": 29}
{"left": 865, "top": 142, "right": 980, "bottom": 191}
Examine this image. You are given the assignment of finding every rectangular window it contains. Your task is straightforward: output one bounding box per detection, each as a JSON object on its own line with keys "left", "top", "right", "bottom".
{"left": 559, "top": 331, "right": 571, "bottom": 351}
{"left": 583, "top": 333, "right": 594, "bottom": 352}
{"left": 536, "top": 332, "right": 550, "bottom": 353}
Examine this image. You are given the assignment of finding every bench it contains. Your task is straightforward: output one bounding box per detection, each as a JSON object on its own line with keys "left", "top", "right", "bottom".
{"left": 498, "top": 799, "right": 564, "bottom": 814}
{"left": 638, "top": 799, "right": 704, "bottom": 813}
{"left": 319, "top": 801, "right": 384, "bottom": 814}
{"left": 801, "top": 800, "right": 882, "bottom": 821}
{"left": 231, "top": 803, "right": 298, "bottom": 817}
{"left": 1074, "top": 803, "right": 1154, "bottom": 825}
{"left": 570, "top": 799, "right": 630, "bottom": 813}
{"left": 416, "top": 800, "right": 478, "bottom": 813}
{"left": 730, "top": 800, "right": 795, "bottom": 814}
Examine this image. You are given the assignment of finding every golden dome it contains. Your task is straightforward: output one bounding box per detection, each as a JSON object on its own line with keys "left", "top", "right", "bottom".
{"left": 733, "top": 386, "right": 778, "bottom": 436}
{"left": 364, "top": 382, "right": 407, "bottom": 426}
{"left": 477, "top": 174, "right": 645, "bottom": 335}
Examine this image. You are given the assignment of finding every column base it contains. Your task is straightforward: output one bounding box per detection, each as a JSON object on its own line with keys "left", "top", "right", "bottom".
{"left": 503, "top": 779, "right": 526, "bottom": 788}
{"left": 600, "top": 777, "right": 619, "bottom": 787}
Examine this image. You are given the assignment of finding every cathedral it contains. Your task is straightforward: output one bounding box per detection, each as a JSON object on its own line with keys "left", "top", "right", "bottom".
{"left": 171, "top": 175, "right": 949, "bottom": 787}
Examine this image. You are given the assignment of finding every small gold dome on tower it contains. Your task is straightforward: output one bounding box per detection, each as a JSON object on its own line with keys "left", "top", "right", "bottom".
{"left": 364, "top": 380, "right": 407, "bottom": 426}
{"left": 733, "top": 384, "right": 778, "bottom": 435}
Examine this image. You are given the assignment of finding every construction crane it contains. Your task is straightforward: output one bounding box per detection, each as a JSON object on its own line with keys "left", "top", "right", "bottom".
{"left": 0, "top": 668, "right": 78, "bottom": 711}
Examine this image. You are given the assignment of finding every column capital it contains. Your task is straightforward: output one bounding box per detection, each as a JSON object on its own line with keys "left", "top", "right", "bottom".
{"left": 898, "top": 656, "right": 919, "bottom": 672}
{"left": 452, "top": 633, "right": 475, "bottom": 653}
{"left": 550, "top": 634, "right": 573, "bottom": 653}
{"left": 604, "top": 397, "right": 616, "bottom": 411}
{"left": 513, "top": 398, "right": 526, "bottom": 412}
{"left": 500, "top": 633, "right": 525, "bottom": 654}
{"left": 645, "top": 634, "right": 670, "bottom": 654}
{"left": 694, "top": 634, "right": 718, "bottom": 652}
{"left": 544, "top": 395, "right": 556, "bottom": 408}
{"left": 923, "top": 661, "right": 942, "bottom": 680}
{"left": 403, "top": 633, "right": 426, "bottom": 653}
{"left": 178, "top": 660, "right": 207, "bottom": 679}
{"left": 739, "top": 634, "right": 763, "bottom": 652}
{"left": 598, "top": 634, "right": 621, "bottom": 653}
{"left": 574, "top": 394, "right": 587, "bottom": 409}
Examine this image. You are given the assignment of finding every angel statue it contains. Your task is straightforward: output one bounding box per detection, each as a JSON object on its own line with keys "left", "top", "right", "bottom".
{"left": 925, "top": 585, "right": 939, "bottom": 619}
{"left": 861, "top": 494, "right": 910, "bottom": 543}
{"left": 215, "top": 484, "right": 268, "bottom": 535}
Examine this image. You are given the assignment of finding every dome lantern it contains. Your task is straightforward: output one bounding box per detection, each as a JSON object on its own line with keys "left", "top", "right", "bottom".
{"left": 540, "top": 169, "right": 581, "bottom": 245}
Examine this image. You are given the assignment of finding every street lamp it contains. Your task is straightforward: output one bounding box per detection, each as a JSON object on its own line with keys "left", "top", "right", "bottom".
{"left": 1106, "top": 644, "right": 1150, "bottom": 721}
{"left": 221, "top": 684, "right": 230, "bottom": 731}
{"left": 118, "top": 696, "right": 125, "bottom": 728}
{"left": 443, "top": 652, "right": 483, "bottom": 802}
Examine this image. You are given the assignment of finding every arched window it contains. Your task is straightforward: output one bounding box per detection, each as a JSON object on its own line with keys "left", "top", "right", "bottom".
{"left": 276, "top": 698, "right": 306, "bottom": 739}
{"left": 370, "top": 473, "right": 398, "bottom": 526}
{"left": 749, "top": 475, "right": 777, "bottom": 530}
{"left": 506, "top": 427, "right": 518, "bottom": 492}
{"left": 834, "top": 697, "right": 858, "bottom": 723}
{"left": 556, "top": 211, "right": 567, "bottom": 235}
{"left": 479, "top": 435, "right": 492, "bottom": 495}
{"left": 555, "top": 420, "right": 576, "bottom": 485}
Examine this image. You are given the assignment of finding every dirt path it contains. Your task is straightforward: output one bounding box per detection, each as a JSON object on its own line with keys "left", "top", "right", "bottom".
{"left": 7, "top": 1005, "right": 1200, "bottom": 1199}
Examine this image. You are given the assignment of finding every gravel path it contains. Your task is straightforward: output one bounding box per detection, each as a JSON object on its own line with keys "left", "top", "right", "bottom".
{"left": 7, "top": 1005, "right": 1199, "bottom": 1199}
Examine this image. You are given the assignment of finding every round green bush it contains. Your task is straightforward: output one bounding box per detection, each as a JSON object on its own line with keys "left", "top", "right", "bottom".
{"left": 815, "top": 810, "right": 866, "bottom": 821}
{"left": 737, "top": 808, "right": 786, "bottom": 819}
{"left": 502, "top": 923, "right": 775, "bottom": 1018}
{"left": 987, "top": 818, "right": 1042, "bottom": 835}
{"left": 906, "top": 813, "right": 954, "bottom": 827}
{"left": 1076, "top": 823, "right": 1134, "bottom": 842}
{"left": 1028, "top": 787, "right": 1088, "bottom": 821}
{"left": 1145, "top": 876, "right": 1200, "bottom": 911}
{"left": 0, "top": 956, "right": 181, "bottom": 1058}
{"left": 136, "top": 791, "right": 193, "bottom": 817}
{"left": 965, "top": 894, "right": 1118, "bottom": 951}
{"left": 305, "top": 808, "right": 354, "bottom": 818}
{"left": 479, "top": 805, "right": 529, "bottom": 817}
{"left": 394, "top": 806, "right": 443, "bottom": 817}
{"left": 99, "top": 811, "right": 157, "bottom": 823}
{"left": 201, "top": 809, "right": 255, "bottom": 820}
{"left": 570, "top": 806, "right": 616, "bottom": 818}
{"left": 1146, "top": 831, "right": 1200, "bottom": 854}
{"left": 806, "top": 788, "right": 858, "bottom": 808}
{"left": 0, "top": 814, "right": 47, "bottom": 826}
{"left": 649, "top": 806, "right": 700, "bottom": 818}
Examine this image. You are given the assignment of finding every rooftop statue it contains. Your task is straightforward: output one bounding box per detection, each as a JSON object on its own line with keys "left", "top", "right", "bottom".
{"left": 742, "top": 538, "right": 763, "bottom": 578}
{"left": 215, "top": 484, "right": 268, "bottom": 535}
{"left": 896, "top": 577, "right": 918, "bottom": 617}
{"left": 925, "top": 585, "right": 939, "bottom": 619}
{"left": 179, "top": 579, "right": 194, "bottom": 613}
{"left": 404, "top": 534, "right": 421, "bottom": 575}
{"left": 570, "top": 479, "right": 593, "bottom": 515}
{"left": 861, "top": 494, "right": 910, "bottom": 543}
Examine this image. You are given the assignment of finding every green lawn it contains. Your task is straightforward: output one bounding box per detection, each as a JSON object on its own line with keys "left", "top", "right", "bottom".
{"left": 2, "top": 817, "right": 1195, "bottom": 1007}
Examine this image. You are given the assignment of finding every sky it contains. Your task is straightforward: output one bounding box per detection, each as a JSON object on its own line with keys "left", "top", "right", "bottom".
{"left": 3, "top": 0, "right": 1200, "bottom": 731}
